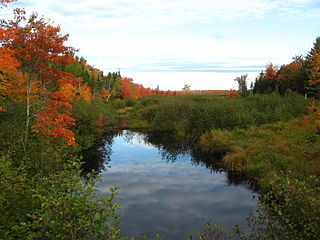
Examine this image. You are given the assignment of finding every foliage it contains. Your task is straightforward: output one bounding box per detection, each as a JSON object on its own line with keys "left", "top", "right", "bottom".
{"left": 201, "top": 119, "right": 320, "bottom": 176}
{"left": 306, "top": 36, "right": 320, "bottom": 99}
{"left": 234, "top": 74, "right": 248, "bottom": 97}
{"left": 253, "top": 64, "right": 279, "bottom": 94}
{"left": 199, "top": 129, "right": 234, "bottom": 154}
{"left": 34, "top": 92, "right": 76, "bottom": 145}
{"left": 0, "top": 9, "right": 80, "bottom": 150}
{"left": 136, "top": 93, "right": 308, "bottom": 137}
{"left": 71, "top": 100, "right": 118, "bottom": 149}
{"left": 261, "top": 174, "right": 320, "bottom": 240}
{"left": 277, "top": 60, "right": 307, "bottom": 95}
{"left": 190, "top": 174, "right": 320, "bottom": 240}
{"left": 0, "top": 156, "right": 123, "bottom": 240}
{"left": 253, "top": 60, "right": 308, "bottom": 96}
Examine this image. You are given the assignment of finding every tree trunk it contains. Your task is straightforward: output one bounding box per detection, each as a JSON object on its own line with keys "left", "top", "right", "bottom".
{"left": 23, "top": 73, "right": 32, "bottom": 155}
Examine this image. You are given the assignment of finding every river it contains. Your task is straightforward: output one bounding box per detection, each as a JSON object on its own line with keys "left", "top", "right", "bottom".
{"left": 86, "top": 130, "right": 257, "bottom": 239}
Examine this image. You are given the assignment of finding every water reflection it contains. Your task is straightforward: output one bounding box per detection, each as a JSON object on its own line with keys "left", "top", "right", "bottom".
{"left": 92, "top": 131, "right": 258, "bottom": 239}
{"left": 81, "top": 131, "right": 119, "bottom": 175}
{"left": 123, "top": 131, "right": 255, "bottom": 189}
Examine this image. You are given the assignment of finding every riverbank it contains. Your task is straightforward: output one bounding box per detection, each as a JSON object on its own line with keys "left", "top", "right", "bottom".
{"left": 128, "top": 93, "right": 320, "bottom": 239}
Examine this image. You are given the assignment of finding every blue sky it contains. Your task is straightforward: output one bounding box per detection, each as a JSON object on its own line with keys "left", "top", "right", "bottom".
{"left": 5, "top": 0, "right": 320, "bottom": 89}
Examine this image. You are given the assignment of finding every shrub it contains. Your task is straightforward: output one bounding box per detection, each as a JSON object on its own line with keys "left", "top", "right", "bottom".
{"left": 0, "top": 157, "right": 122, "bottom": 240}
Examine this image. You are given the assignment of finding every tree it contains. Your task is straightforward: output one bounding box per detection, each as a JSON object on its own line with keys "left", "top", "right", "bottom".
{"left": 0, "top": 7, "right": 19, "bottom": 111}
{"left": 304, "top": 37, "right": 320, "bottom": 130}
{"left": 277, "top": 60, "right": 306, "bottom": 95}
{"left": 306, "top": 37, "right": 320, "bottom": 98}
{"left": 78, "top": 82, "right": 92, "bottom": 101}
{"left": 182, "top": 84, "right": 190, "bottom": 91}
{"left": 253, "top": 63, "right": 279, "bottom": 94}
{"left": 0, "top": 10, "right": 77, "bottom": 149}
{"left": 234, "top": 74, "right": 248, "bottom": 97}
{"left": 105, "top": 71, "right": 121, "bottom": 100}
{"left": 119, "top": 77, "right": 134, "bottom": 99}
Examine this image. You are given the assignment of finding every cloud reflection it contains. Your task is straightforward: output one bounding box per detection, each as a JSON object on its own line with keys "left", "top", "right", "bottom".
{"left": 97, "top": 132, "right": 257, "bottom": 239}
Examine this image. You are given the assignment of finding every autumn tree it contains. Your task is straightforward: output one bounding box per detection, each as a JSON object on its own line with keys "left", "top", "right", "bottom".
{"left": 0, "top": 9, "right": 77, "bottom": 149}
{"left": 277, "top": 56, "right": 308, "bottom": 95}
{"left": 0, "top": 41, "right": 19, "bottom": 111}
{"left": 119, "top": 77, "right": 134, "bottom": 99}
{"left": 0, "top": 3, "right": 20, "bottom": 111}
{"left": 253, "top": 63, "right": 279, "bottom": 94}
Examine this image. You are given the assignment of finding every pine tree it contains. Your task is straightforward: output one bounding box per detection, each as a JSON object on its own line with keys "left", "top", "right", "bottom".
{"left": 306, "top": 37, "right": 320, "bottom": 98}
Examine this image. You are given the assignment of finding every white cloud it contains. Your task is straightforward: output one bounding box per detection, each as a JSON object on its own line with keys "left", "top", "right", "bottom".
{"left": 18, "top": 0, "right": 320, "bottom": 29}
{"left": 4, "top": 0, "right": 320, "bottom": 89}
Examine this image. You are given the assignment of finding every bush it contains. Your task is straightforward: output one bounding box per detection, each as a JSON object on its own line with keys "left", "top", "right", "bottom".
{"left": 0, "top": 157, "right": 122, "bottom": 240}
{"left": 72, "top": 100, "right": 118, "bottom": 149}
{"left": 263, "top": 174, "right": 320, "bottom": 240}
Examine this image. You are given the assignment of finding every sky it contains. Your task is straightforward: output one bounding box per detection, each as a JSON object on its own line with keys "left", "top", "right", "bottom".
{"left": 3, "top": 0, "right": 320, "bottom": 90}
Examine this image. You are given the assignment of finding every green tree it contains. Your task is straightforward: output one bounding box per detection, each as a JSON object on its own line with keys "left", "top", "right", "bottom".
{"left": 306, "top": 37, "right": 320, "bottom": 98}
{"left": 234, "top": 74, "right": 248, "bottom": 97}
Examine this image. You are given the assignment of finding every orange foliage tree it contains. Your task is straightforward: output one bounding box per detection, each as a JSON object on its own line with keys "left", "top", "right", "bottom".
{"left": 119, "top": 77, "right": 134, "bottom": 99}
{"left": 78, "top": 82, "right": 92, "bottom": 102}
{"left": 1, "top": 9, "right": 78, "bottom": 148}
{"left": 101, "top": 89, "right": 111, "bottom": 100}
{"left": 265, "top": 63, "right": 278, "bottom": 83}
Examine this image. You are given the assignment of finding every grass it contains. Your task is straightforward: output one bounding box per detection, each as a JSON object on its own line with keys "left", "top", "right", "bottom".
{"left": 133, "top": 92, "right": 309, "bottom": 137}
{"left": 200, "top": 119, "right": 320, "bottom": 178}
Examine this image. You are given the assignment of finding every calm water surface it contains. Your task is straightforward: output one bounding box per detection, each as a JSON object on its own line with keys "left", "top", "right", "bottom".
{"left": 95, "top": 131, "right": 257, "bottom": 239}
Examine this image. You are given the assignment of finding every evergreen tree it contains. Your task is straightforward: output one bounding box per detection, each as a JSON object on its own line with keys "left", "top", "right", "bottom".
{"left": 306, "top": 37, "right": 320, "bottom": 98}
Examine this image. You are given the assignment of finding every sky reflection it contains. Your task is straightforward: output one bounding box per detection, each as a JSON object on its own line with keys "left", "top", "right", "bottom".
{"left": 98, "top": 131, "right": 257, "bottom": 239}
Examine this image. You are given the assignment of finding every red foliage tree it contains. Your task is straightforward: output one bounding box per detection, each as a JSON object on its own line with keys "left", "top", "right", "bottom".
{"left": 119, "top": 77, "right": 134, "bottom": 99}
{"left": 1, "top": 10, "right": 78, "bottom": 148}
{"left": 34, "top": 92, "right": 76, "bottom": 145}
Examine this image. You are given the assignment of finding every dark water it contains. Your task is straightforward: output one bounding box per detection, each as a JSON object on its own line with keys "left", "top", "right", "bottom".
{"left": 89, "top": 131, "right": 257, "bottom": 239}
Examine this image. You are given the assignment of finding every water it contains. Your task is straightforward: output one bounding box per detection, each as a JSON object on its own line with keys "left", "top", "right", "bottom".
{"left": 93, "top": 131, "right": 257, "bottom": 239}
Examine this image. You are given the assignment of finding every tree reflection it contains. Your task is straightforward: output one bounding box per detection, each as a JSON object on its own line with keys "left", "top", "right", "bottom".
{"left": 124, "top": 130, "right": 255, "bottom": 189}
{"left": 80, "top": 131, "right": 120, "bottom": 176}
{"left": 82, "top": 130, "right": 256, "bottom": 189}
